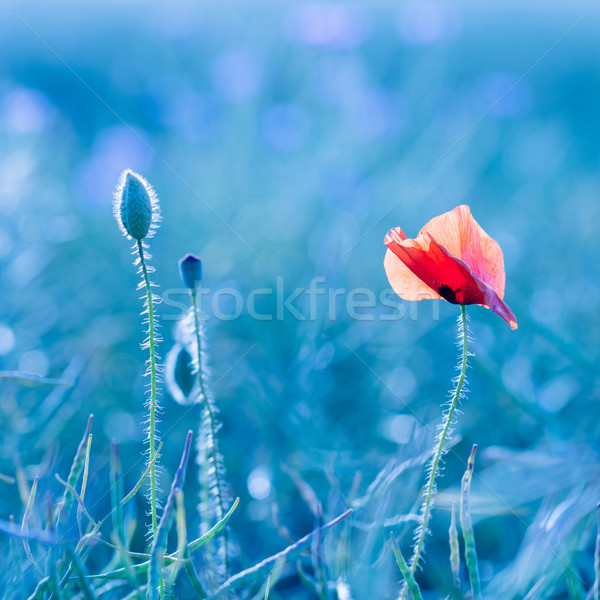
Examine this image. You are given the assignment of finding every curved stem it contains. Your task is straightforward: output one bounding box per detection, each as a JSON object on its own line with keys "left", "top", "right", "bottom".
{"left": 137, "top": 240, "right": 158, "bottom": 539}
{"left": 403, "top": 305, "right": 468, "bottom": 595}
{"left": 191, "top": 290, "right": 229, "bottom": 580}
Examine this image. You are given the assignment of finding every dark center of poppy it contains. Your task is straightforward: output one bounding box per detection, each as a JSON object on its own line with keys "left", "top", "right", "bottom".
{"left": 438, "top": 284, "right": 461, "bottom": 304}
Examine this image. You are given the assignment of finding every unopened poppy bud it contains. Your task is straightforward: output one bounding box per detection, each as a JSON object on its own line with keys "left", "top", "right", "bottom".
{"left": 166, "top": 344, "right": 196, "bottom": 405}
{"left": 174, "top": 346, "right": 195, "bottom": 399}
{"left": 114, "top": 169, "right": 159, "bottom": 240}
{"left": 179, "top": 253, "right": 202, "bottom": 290}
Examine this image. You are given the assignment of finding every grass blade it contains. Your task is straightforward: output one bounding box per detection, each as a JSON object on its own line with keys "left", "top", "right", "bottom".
{"left": 390, "top": 533, "right": 423, "bottom": 600}
{"left": 0, "top": 517, "right": 56, "bottom": 544}
{"left": 460, "top": 445, "right": 481, "bottom": 600}
{"left": 122, "top": 442, "right": 164, "bottom": 506}
{"left": 111, "top": 531, "right": 142, "bottom": 599}
{"left": 110, "top": 441, "right": 125, "bottom": 544}
{"left": 187, "top": 497, "right": 239, "bottom": 553}
{"left": 296, "top": 560, "right": 319, "bottom": 597}
{"left": 55, "top": 474, "right": 97, "bottom": 527}
{"left": 55, "top": 414, "right": 94, "bottom": 525}
{"left": 21, "top": 475, "right": 43, "bottom": 575}
{"left": 0, "top": 472, "right": 15, "bottom": 484}
{"left": 213, "top": 509, "right": 352, "bottom": 597}
{"left": 26, "top": 577, "right": 49, "bottom": 600}
{"left": 251, "top": 559, "right": 285, "bottom": 600}
{"left": 148, "top": 431, "right": 193, "bottom": 600}
{"left": 449, "top": 502, "right": 460, "bottom": 590}
{"left": 77, "top": 433, "right": 93, "bottom": 536}
{"left": 523, "top": 576, "right": 547, "bottom": 600}
{"left": 166, "top": 489, "right": 187, "bottom": 586}
{"left": 67, "top": 546, "right": 98, "bottom": 600}
{"left": 14, "top": 453, "right": 30, "bottom": 507}
{"left": 183, "top": 548, "right": 208, "bottom": 599}
{"left": 0, "top": 371, "right": 74, "bottom": 387}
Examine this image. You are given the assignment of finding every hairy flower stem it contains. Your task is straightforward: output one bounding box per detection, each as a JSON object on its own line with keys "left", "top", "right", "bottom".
{"left": 401, "top": 305, "right": 468, "bottom": 597}
{"left": 137, "top": 240, "right": 159, "bottom": 540}
{"left": 190, "top": 289, "right": 229, "bottom": 580}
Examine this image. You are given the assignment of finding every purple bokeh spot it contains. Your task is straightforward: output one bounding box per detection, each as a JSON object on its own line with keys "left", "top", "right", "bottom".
{"left": 213, "top": 51, "right": 263, "bottom": 104}
{"left": 286, "top": 3, "right": 370, "bottom": 49}
{"left": 312, "top": 56, "right": 367, "bottom": 107}
{"left": 2, "top": 87, "right": 52, "bottom": 134}
{"left": 147, "top": 77, "right": 217, "bottom": 142}
{"left": 73, "top": 125, "right": 153, "bottom": 207}
{"left": 396, "top": 1, "right": 461, "bottom": 45}
{"left": 352, "top": 90, "right": 406, "bottom": 139}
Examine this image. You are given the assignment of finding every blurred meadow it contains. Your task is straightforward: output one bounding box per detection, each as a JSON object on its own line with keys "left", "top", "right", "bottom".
{"left": 1, "top": 1, "right": 600, "bottom": 598}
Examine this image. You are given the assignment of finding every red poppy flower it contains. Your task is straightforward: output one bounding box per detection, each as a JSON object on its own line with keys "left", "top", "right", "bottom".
{"left": 384, "top": 205, "right": 517, "bottom": 329}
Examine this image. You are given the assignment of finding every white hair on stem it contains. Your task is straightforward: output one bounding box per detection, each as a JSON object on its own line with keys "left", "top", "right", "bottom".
{"left": 176, "top": 303, "right": 232, "bottom": 587}
{"left": 398, "top": 306, "right": 471, "bottom": 600}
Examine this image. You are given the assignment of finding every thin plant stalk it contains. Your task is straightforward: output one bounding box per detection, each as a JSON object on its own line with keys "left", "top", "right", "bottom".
{"left": 402, "top": 304, "right": 469, "bottom": 597}
{"left": 460, "top": 445, "right": 481, "bottom": 600}
{"left": 391, "top": 534, "right": 423, "bottom": 600}
{"left": 449, "top": 502, "right": 460, "bottom": 590}
{"left": 138, "top": 239, "right": 159, "bottom": 539}
{"left": 214, "top": 509, "right": 352, "bottom": 597}
{"left": 190, "top": 288, "right": 229, "bottom": 578}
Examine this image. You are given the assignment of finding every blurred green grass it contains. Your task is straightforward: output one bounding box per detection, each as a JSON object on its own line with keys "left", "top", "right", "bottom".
{"left": 0, "top": 2, "right": 599, "bottom": 598}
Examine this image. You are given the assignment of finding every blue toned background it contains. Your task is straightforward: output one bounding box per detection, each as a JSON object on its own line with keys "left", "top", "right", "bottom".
{"left": 0, "top": 2, "right": 599, "bottom": 598}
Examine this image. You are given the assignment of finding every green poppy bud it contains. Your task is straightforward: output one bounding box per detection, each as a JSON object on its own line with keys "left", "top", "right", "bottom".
{"left": 114, "top": 169, "right": 160, "bottom": 240}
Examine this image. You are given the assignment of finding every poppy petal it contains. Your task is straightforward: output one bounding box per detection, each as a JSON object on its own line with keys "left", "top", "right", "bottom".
{"left": 419, "top": 205, "right": 506, "bottom": 298}
{"left": 384, "top": 228, "right": 441, "bottom": 301}
{"left": 385, "top": 231, "right": 518, "bottom": 329}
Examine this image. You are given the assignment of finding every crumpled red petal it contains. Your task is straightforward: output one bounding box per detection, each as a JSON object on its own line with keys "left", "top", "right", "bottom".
{"left": 419, "top": 205, "right": 506, "bottom": 298}
{"left": 384, "top": 227, "right": 442, "bottom": 302}
{"left": 385, "top": 229, "right": 517, "bottom": 330}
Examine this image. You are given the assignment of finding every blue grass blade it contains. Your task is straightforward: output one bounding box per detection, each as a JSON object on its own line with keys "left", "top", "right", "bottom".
{"left": 449, "top": 502, "right": 461, "bottom": 590}
{"left": 56, "top": 414, "right": 94, "bottom": 525}
{"left": 187, "top": 498, "right": 239, "bottom": 553}
{"left": 296, "top": 560, "right": 319, "bottom": 597}
{"left": 165, "top": 489, "right": 187, "bottom": 587}
{"left": 213, "top": 509, "right": 352, "bottom": 597}
{"left": 460, "top": 445, "right": 481, "bottom": 600}
{"left": 54, "top": 474, "right": 97, "bottom": 526}
{"left": 390, "top": 533, "right": 423, "bottom": 600}
{"left": 0, "top": 371, "right": 74, "bottom": 387}
{"left": 111, "top": 532, "right": 143, "bottom": 599}
{"left": 183, "top": 548, "right": 208, "bottom": 599}
{"left": 123, "top": 585, "right": 148, "bottom": 600}
{"left": 20, "top": 476, "right": 44, "bottom": 574}
{"left": 67, "top": 547, "right": 98, "bottom": 600}
{"left": 148, "top": 431, "right": 193, "bottom": 600}
{"left": 251, "top": 559, "right": 285, "bottom": 600}
{"left": 523, "top": 576, "right": 547, "bottom": 600}
{"left": 2, "top": 518, "right": 58, "bottom": 544}
{"left": 122, "top": 442, "right": 164, "bottom": 507}
{"left": 14, "top": 453, "right": 30, "bottom": 507}
{"left": 77, "top": 434, "right": 93, "bottom": 537}
{"left": 110, "top": 441, "right": 125, "bottom": 544}
{"left": 26, "top": 577, "right": 49, "bottom": 600}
